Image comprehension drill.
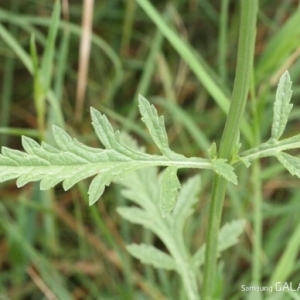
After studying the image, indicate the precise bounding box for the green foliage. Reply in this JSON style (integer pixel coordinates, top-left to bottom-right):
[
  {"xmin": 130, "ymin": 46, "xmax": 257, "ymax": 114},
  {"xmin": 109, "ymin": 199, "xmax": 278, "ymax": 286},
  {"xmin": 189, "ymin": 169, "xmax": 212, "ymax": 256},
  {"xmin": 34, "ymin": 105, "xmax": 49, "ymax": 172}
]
[
  {"xmin": 2, "ymin": 71, "xmax": 300, "ymax": 298},
  {"xmin": 276, "ymin": 152, "xmax": 300, "ymax": 177},
  {"xmin": 0, "ymin": 96, "xmax": 236, "ymax": 207},
  {"xmin": 241, "ymin": 72, "xmax": 300, "ymax": 182},
  {"xmin": 1, "ymin": 62, "xmax": 300, "ymax": 299},
  {"xmin": 2, "ymin": 1, "xmax": 300, "ymax": 299},
  {"xmin": 159, "ymin": 166, "xmax": 181, "ymax": 217},
  {"xmin": 192, "ymin": 219, "xmax": 246, "ymax": 267},
  {"xmin": 271, "ymin": 71, "xmax": 293, "ymax": 140},
  {"xmin": 117, "ymin": 167, "xmax": 202, "ymax": 295},
  {"xmin": 117, "ymin": 164, "xmax": 243, "ymax": 299},
  {"xmin": 126, "ymin": 244, "xmax": 177, "ymax": 270},
  {"xmin": 139, "ymin": 95, "xmax": 173, "ymax": 157}
]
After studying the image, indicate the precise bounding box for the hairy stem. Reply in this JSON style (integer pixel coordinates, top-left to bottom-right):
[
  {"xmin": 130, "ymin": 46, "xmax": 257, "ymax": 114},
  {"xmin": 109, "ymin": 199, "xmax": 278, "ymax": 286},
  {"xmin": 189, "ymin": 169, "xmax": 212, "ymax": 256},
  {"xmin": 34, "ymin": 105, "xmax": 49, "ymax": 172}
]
[
  {"xmin": 240, "ymin": 136, "xmax": 300, "ymax": 162},
  {"xmin": 201, "ymin": 1, "xmax": 258, "ymax": 299}
]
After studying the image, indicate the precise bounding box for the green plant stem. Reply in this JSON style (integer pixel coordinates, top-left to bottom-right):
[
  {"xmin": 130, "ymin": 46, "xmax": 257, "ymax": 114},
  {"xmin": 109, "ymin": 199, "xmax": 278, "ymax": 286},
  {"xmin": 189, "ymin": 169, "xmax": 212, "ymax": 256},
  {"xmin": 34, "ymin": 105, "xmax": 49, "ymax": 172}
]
[
  {"xmin": 218, "ymin": 0, "xmax": 229, "ymax": 84},
  {"xmin": 136, "ymin": 0, "xmax": 255, "ymax": 146},
  {"xmin": 201, "ymin": 1, "xmax": 258, "ymax": 299},
  {"xmin": 239, "ymin": 134, "xmax": 300, "ymax": 163}
]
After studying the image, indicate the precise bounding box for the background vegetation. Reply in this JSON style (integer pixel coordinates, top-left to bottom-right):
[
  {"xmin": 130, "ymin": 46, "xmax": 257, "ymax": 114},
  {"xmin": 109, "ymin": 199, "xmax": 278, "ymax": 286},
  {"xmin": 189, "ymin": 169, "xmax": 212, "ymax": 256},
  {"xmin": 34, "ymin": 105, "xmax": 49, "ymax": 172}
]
[{"xmin": 1, "ymin": 0, "xmax": 300, "ymax": 299}]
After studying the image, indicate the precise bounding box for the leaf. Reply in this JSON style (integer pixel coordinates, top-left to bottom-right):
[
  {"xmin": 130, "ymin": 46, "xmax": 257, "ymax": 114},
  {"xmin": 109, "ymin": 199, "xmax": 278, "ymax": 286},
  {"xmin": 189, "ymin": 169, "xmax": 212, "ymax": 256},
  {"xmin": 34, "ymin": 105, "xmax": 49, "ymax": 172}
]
[
  {"xmin": 117, "ymin": 169, "xmax": 161, "ymax": 214},
  {"xmin": 276, "ymin": 152, "xmax": 300, "ymax": 178},
  {"xmin": 171, "ymin": 174, "xmax": 201, "ymax": 232},
  {"xmin": 0, "ymin": 104, "xmax": 235, "ymax": 205},
  {"xmin": 138, "ymin": 95, "xmax": 171, "ymax": 157},
  {"xmin": 271, "ymin": 71, "xmax": 293, "ymax": 140},
  {"xmin": 116, "ymin": 171, "xmax": 171, "ymax": 243},
  {"xmin": 160, "ymin": 166, "xmax": 181, "ymax": 217},
  {"xmin": 211, "ymin": 159, "xmax": 237, "ymax": 184},
  {"xmin": 218, "ymin": 219, "xmax": 246, "ymax": 252},
  {"xmin": 238, "ymin": 157, "xmax": 251, "ymax": 168},
  {"xmin": 91, "ymin": 107, "xmax": 131, "ymax": 155},
  {"xmin": 208, "ymin": 142, "xmax": 217, "ymax": 159},
  {"xmin": 231, "ymin": 132, "xmax": 251, "ymax": 167},
  {"xmin": 126, "ymin": 243, "xmax": 177, "ymax": 270},
  {"xmin": 116, "ymin": 206, "xmax": 157, "ymax": 231},
  {"xmin": 192, "ymin": 219, "xmax": 246, "ymax": 267},
  {"xmin": 88, "ymin": 173, "xmax": 115, "ymax": 205}
]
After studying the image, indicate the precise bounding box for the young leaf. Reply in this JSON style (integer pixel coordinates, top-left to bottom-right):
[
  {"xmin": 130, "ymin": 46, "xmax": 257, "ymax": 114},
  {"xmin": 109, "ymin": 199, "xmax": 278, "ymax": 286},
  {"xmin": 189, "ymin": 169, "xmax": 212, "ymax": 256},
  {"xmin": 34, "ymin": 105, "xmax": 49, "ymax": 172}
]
[
  {"xmin": 271, "ymin": 71, "xmax": 293, "ymax": 140},
  {"xmin": 160, "ymin": 166, "xmax": 181, "ymax": 217},
  {"xmin": 211, "ymin": 159, "xmax": 237, "ymax": 184},
  {"xmin": 276, "ymin": 152, "xmax": 300, "ymax": 178},
  {"xmin": 138, "ymin": 95, "xmax": 172, "ymax": 157},
  {"xmin": 126, "ymin": 244, "xmax": 177, "ymax": 271},
  {"xmin": 208, "ymin": 142, "xmax": 218, "ymax": 159},
  {"xmin": 230, "ymin": 131, "xmax": 251, "ymax": 167},
  {"xmin": 192, "ymin": 219, "xmax": 246, "ymax": 267}
]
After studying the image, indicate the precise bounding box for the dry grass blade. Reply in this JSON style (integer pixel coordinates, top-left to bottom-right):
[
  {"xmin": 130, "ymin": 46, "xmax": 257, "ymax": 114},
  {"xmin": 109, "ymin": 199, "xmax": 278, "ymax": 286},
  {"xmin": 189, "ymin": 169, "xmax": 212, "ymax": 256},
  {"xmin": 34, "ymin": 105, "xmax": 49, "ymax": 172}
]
[
  {"xmin": 61, "ymin": 0, "xmax": 69, "ymax": 22},
  {"xmin": 27, "ymin": 266, "xmax": 58, "ymax": 300},
  {"xmin": 75, "ymin": 0, "xmax": 94, "ymax": 122}
]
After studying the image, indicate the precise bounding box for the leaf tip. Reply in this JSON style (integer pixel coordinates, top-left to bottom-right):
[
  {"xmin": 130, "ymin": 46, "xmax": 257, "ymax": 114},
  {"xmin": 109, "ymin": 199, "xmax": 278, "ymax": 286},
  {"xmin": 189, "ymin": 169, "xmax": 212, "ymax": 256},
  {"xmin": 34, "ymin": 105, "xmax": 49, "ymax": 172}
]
[
  {"xmin": 281, "ymin": 70, "xmax": 290, "ymax": 81},
  {"xmin": 138, "ymin": 94, "xmax": 147, "ymax": 104},
  {"xmin": 90, "ymin": 106, "xmax": 97, "ymax": 114},
  {"xmin": 208, "ymin": 142, "xmax": 218, "ymax": 159},
  {"xmin": 52, "ymin": 124, "xmax": 61, "ymax": 135}
]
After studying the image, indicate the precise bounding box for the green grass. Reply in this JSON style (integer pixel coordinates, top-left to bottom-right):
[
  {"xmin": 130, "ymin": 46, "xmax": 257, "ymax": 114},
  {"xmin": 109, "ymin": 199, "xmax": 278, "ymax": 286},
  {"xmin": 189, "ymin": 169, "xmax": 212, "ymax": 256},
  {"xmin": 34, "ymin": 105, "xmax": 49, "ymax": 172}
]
[{"xmin": 1, "ymin": 0, "xmax": 300, "ymax": 299}]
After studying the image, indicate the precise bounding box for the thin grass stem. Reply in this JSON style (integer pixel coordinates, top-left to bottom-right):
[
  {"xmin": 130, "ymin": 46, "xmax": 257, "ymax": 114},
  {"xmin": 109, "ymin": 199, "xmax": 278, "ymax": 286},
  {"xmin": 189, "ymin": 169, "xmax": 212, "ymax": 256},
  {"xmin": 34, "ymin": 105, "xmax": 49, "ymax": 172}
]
[{"xmin": 201, "ymin": 1, "xmax": 258, "ymax": 298}]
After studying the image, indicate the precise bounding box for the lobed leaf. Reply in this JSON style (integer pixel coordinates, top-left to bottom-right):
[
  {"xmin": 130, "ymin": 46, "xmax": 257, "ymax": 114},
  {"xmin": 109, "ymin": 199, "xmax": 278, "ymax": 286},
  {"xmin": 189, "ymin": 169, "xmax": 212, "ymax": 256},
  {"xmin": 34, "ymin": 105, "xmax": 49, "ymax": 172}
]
[
  {"xmin": 126, "ymin": 244, "xmax": 177, "ymax": 270},
  {"xmin": 0, "ymin": 129, "xmax": 149, "ymax": 204},
  {"xmin": 271, "ymin": 71, "xmax": 293, "ymax": 140},
  {"xmin": 0, "ymin": 97, "xmax": 237, "ymax": 204}
]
